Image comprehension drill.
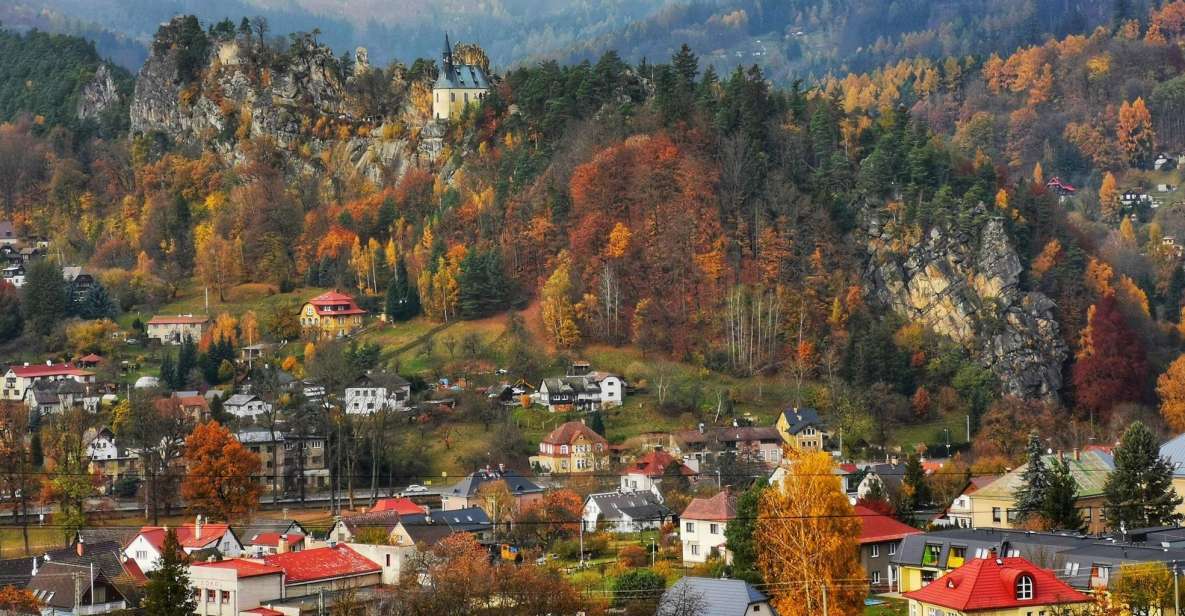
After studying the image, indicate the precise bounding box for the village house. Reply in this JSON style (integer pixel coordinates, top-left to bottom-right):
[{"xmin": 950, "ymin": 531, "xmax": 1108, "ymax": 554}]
[
  {"xmin": 329, "ymin": 510, "xmax": 403, "ymax": 544},
  {"xmin": 23, "ymin": 378, "xmax": 93, "ymax": 415},
  {"xmin": 619, "ymin": 449, "xmax": 696, "ymax": 496},
  {"xmin": 583, "ymin": 490, "xmax": 674, "ymax": 532},
  {"xmin": 125, "ymin": 517, "xmax": 242, "ymax": 573},
  {"xmin": 966, "ymin": 449, "xmax": 1113, "ymax": 534},
  {"xmin": 937, "ymin": 475, "xmax": 1002, "ymax": 529},
  {"xmin": 235, "ymin": 428, "xmax": 329, "ymax": 493},
  {"xmin": 669, "ymin": 425, "xmax": 783, "ymax": 472},
  {"xmin": 1160, "ymin": 433, "xmax": 1185, "ymax": 519},
  {"xmin": 172, "ymin": 390, "xmax": 210, "ymax": 423},
  {"xmin": 12, "ymin": 541, "xmax": 140, "ymax": 616},
  {"xmin": 903, "ymin": 556, "xmax": 1091, "ymax": 616},
  {"xmin": 529, "ymin": 420, "xmax": 608, "ymax": 474},
  {"xmin": 343, "ymin": 373, "xmax": 411, "ymax": 414},
  {"xmin": 774, "ymin": 407, "xmax": 831, "ymax": 451},
  {"xmin": 263, "ymin": 544, "xmax": 382, "ymax": 596},
  {"xmin": 680, "ymin": 488, "xmax": 736, "ymax": 565},
  {"xmin": 855, "ymin": 504, "xmax": 922, "ymax": 592},
  {"xmin": 534, "ymin": 360, "xmax": 625, "ymax": 413},
  {"xmin": 440, "ymin": 467, "xmax": 544, "ymax": 512},
  {"xmin": 189, "ymin": 559, "xmax": 285, "ymax": 616},
  {"xmin": 86, "ymin": 427, "xmax": 140, "ymax": 493},
  {"xmin": 145, "ymin": 314, "xmax": 210, "ymax": 345},
  {"xmin": 242, "ymin": 532, "xmax": 305, "ymax": 557},
  {"xmin": 1, "ymin": 362, "xmax": 94, "ymax": 401},
  {"xmin": 61, "ymin": 266, "xmax": 94, "ymax": 303},
  {"xmin": 369, "ymin": 497, "xmax": 428, "ymax": 515},
  {"xmin": 299, "ymin": 291, "xmax": 366, "ymax": 340},
  {"xmin": 432, "ymin": 34, "xmax": 490, "ymax": 121},
  {"xmin": 1, "ymin": 263, "xmax": 24, "ymax": 287},
  {"xmin": 224, "ymin": 393, "xmax": 272, "ymax": 419},
  {"xmin": 391, "ymin": 507, "xmax": 493, "ymax": 547},
  {"xmin": 658, "ymin": 577, "xmax": 776, "ymax": 616}
]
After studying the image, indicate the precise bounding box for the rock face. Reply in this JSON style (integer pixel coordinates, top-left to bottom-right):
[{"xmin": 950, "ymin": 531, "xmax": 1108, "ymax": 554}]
[
  {"xmin": 864, "ymin": 209, "xmax": 1067, "ymax": 399},
  {"xmin": 130, "ymin": 18, "xmax": 429, "ymax": 182},
  {"xmin": 77, "ymin": 64, "xmax": 121, "ymax": 121}
]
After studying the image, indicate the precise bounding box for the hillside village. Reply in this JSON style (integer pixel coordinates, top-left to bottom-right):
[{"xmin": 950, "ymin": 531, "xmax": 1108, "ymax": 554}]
[{"xmin": 11, "ymin": 2, "xmax": 1185, "ymax": 616}]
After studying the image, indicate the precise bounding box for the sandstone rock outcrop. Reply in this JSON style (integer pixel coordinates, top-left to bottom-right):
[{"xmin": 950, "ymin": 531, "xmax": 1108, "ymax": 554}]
[
  {"xmin": 864, "ymin": 208, "xmax": 1067, "ymax": 399},
  {"xmin": 77, "ymin": 64, "xmax": 121, "ymax": 121}
]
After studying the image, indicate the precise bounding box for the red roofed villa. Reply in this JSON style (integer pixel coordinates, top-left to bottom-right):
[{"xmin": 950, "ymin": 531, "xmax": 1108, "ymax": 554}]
[
  {"xmin": 530, "ymin": 420, "xmax": 609, "ymax": 474},
  {"xmin": 2, "ymin": 362, "xmax": 94, "ymax": 400},
  {"xmin": 680, "ymin": 488, "xmax": 737, "ymax": 564},
  {"xmin": 243, "ymin": 532, "xmax": 305, "ymax": 556},
  {"xmin": 369, "ymin": 497, "xmax": 429, "ymax": 516},
  {"xmin": 620, "ymin": 449, "xmax": 696, "ymax": 494},
  {"xmin": 189, "ymin": 558, "xmax": 285, "ymax": 616},
  {"xmin": 125, "ymin": 516, "xmax": 242, "ymax": 574},
  {"xmin": 855, "ymin": 504, "xmax": 922, "ymax": 592},
  {"xmin": 903, "ymin": 556, "xmax": 1091, "ymax": 615},
  {"xmin": 300, "ymin": 291, "xmax": 366, "ymax": 339}
]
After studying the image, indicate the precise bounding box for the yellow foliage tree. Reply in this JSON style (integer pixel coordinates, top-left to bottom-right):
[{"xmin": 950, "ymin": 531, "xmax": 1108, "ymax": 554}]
[
  {"xmin": 1031, "ymin": 239, "xmax": 1062, "ymax": 279},
  {"xmin": 208, "ymin": 313, "xmax": 238, "ymax": 348},
  {"xmin": 1157, "ymin": 354, "xmax": 1185, "ymax": 432},
  {"xmin": 1084, "ymin": 257, "xmax": 1115, "ymax": 297},
  {"xmin": 756, "ymin": 451, "xmax": 865, "ymax": 616},
  {"xmin": 1119, "ymin": 217, "xmax": 1137, "ymax": 245},
  {"xmin": 1032, "ymin": 161, "xmax": 1044, "ymax": 186},
  {"xmin": 240, "ymin": 311, "xmax": 259, "ymax": 346},
  {"xmin": 1118, "ymin": 98, "xmax": 1155, "ymax": 168},
  {"xmin": 605, "ymin": 222, "xmax": 632, "ymax": 259},
  {"xmin": 1099, "ymin": 172, "xmax": 1119, "ymax": 221},
  {"xmin": 541, "ymin": 251, "xmax": 581, "ymax": 349}
]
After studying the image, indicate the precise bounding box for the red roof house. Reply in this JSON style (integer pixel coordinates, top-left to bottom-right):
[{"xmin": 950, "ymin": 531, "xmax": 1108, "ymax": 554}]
[
  {"xmin": 125, "ymin": 519, "xmax": 241, "ymax": 574},
  {"xmin": 263, "ymin": 545, "xmax": 381, "ymax": 589},
  {"xmin": 904, "ymin": 557, "xmax": 1091, "ymax": 613},
  {"xmin": 682, "ymin": 489, "xmax": 737, "ymax": 522},
  {"xmin": 623, "ymin": 450, "xmax": 695, "ymax": 479},
  {"xmin": 855, "ymin": 505, "xmax": 922, "ymax": 544},
  {"xmin": 191, "ymin": 558, "xmax": 285, "ymax": 579},
  {"xmin": 244, "ymin": 532, "xmax": 305, "ymax": 552},
  {"xmin": 5, "ymin": 363, "xmax": 93, "ymax": 379},
  {"xmin": 369, "ymin": 497, "xmax": 428, "ymax": 516},
  {"xmin": 306, "ymin": 291, "xmax": 367, "ymax": 316},
  {"xmin": 300, "ymin": 291, "xmax": 366, "ymax": 339}
]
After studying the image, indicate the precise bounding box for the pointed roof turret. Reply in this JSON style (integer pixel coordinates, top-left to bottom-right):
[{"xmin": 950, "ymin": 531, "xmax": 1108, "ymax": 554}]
[{"xmin": 442, "ymin": 33, "xmax": 454, "ymax": 70}]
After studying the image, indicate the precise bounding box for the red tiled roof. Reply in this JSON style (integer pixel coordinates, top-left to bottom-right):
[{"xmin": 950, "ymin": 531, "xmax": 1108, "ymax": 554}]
[
  {"xmin": 263, "ymin": 545, "xmax": 379, "ymax": 584},
  {"xmin": 175, "ymin": 395, "xmax": 209, "ymax": 409},
  {"xmin": 147, "ymin": 315, "xmax": 210, "ymax": 325},
  {"xmin": 78, "ymin": 354, "xmax": 103, "ymax": 363},
  {"xmin": 369, "ymin": 497, "xmax": 428, "ymax": 516},
  {"xmin": 192, "ymin": 558, "xmax": 284, "ymax": 578},
  {"xmin": 122, "ymin": 558, "xmax": 147, "ymax": 584},
  {"xmin": 306, "ymin": 291, "xmax": 367, "ymax": 316},
  {"xmin": 682, "ymin": 490, "xmax": 737, "ymax": 521},
  {"xmin": 623, "ymin": 450, "xmax": 694, "ymax": 478},
  {"xmin": 245, "ymin": 608, "xmax": 285, "ymax": 616},
  {"xmin": 137, "ymin": 524, "xmax": 231, "ymax": 551},
  {"xmin": 903, "ymin": 557, "xmax": 1090, "ymax": 611},
  {"xmin": 246, "ymin": 532, "xmax": 304, "ymax": 548},
  {"xmin": 854, "ymin": 505, "xmax": 922, "ymax": 544},
  {"xmin": 7, "ymin": 364, "xmax": 92, "ymax": 378},
  {"xmin": 541, "ymin": 421, "xmax": 608, "ymax": 447}
]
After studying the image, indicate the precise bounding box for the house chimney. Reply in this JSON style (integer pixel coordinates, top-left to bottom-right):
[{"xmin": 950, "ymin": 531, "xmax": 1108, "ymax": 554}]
[
  {"xmin": 30, "ymin": 557, "xmax": 37, "ymax": 576},
  {"xmin": 194, "ymin": 515, "xmax": 202, "ymax": 539},
  {"xmin": 277, "ymin": 535, "xmax": 289, "ymax": 555},
  {"xmin": 76, "ymin": 539, "xmax": 85, "ymax": 557},
  {"xmin": 45, "ymin": 360, "xmax": 52, "ymax": 366}
]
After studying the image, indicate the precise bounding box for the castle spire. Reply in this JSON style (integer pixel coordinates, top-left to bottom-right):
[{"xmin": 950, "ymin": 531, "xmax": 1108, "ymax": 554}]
[{"xmin": 442, "ymin": 33, "xmax": 453, "ymax": 70}]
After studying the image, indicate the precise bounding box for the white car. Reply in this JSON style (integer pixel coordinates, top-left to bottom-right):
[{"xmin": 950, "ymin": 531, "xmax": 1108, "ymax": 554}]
[{"xmin": 403, "ymin": 484, "xmax": 428, "ymax": 494}]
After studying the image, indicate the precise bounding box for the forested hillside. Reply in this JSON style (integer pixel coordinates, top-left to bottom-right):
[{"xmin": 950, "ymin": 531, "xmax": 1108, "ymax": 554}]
[{"xmin": 7, "ymin": 1, "xmax": 1185, "ymax": 463}]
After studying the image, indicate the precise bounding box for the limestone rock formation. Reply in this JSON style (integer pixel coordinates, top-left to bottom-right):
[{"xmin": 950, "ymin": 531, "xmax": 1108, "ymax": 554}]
[
  {"xmin": 77, "ymin": 64, "xmax": 121, "ymax": 121},
  {"xmin": 864, "ymin": 208, "xmax": 1067, "ymax": 399},
  {"xmin": 130, "ymin": 17, "xmax": 431, "ymax": 182}
]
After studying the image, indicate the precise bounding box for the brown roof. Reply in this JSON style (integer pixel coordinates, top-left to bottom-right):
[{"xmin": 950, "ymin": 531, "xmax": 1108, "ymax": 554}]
[
  {"xmin": 541, "ymin": 421, "xmax": 608, "ymax": 447},
  {"xmin": 624, "ymin": 450, "xmax": 695, "ymax": 478},
  {"xmin": 148, "ymin": 315, "xmax": 209, "ymax": 325},
  {"xmin": 674, "ymin": 426, "xmax": 781, "ymax": 445},
  {"xmin": 681, "ymin": 490, "xmax": 737, "ymax": 521}
]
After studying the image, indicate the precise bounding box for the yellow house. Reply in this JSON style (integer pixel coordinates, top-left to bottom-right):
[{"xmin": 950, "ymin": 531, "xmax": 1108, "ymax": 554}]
[
  {"xmin": 432, "ymin": 35, "xmax": 490, "ymax": 121},
  {"xmin": 1159, "ymin": 433, "xmax": 1185, "ymax": 519},
  {"xmin": 299, "ymin": 291, "xmax": 366, "ymax": 339},
  {"xmin": 904, "ymin": 556, "xmax": 1091, "ymax": 616},
  {"xmin": 775, "ymin": 407, "xmax": 831, "ymax": 451},
  {"xmin": 967, "ymin": 449, "xmax": 1113, "ymax": 534},
  {"xmin": 529, "ymin": 421, "xmax": 608, "ymax": 473}
]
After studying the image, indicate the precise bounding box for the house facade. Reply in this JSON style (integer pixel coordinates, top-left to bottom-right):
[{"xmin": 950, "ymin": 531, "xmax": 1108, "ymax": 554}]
[
  {"xmin": 529, "ymin": 420, "xmax": 608, "ymax": 473},
  {"xmin": 224, "ymin": 394, "xmax": 272, "ymax": 419},
  {"xmin": 775, "ymin": 407, "xmax": 831, "ymax": 451},
  {"xmin": 126, "ymin": 518, "xmax": 242, "ymax": 573},
  {"xmin": 146, "ymin": 314, "xmax": 210, "ymax": 345},
  {"xmin": 583, "ymin": 490, "xmax": 674, "ymax": 532},
  {"xmin": 669, "ymin": 426, "xmax": 783, "ymax": 472},
  {"xmin": 855, "ymin": 505, "xmax": 921, "ymax": 592},
  {"xmin": 619, "ymin": 449, "xmax": 696, "ymax": 495},
  {"xmin": 236, "ymin": 429, "xmax": 329, "ymax": 493},
  {"xmin": 967, "ymin": 449, "xmax": 1113, "ymax": 534},
  {"xmin": 440, "ymin": 467, "xmax": 544, "ymax": 512},
  {"xmin": 299, "ymin": 291, "xmax": 366, "ymax": 340},
  {"xmin": 189, "ymin": 559, "xmax": 285, "ymax": 616},
  {"xmin": 432, "ymin": 35, "xmax": 490, "ymax": 121},
  {"xmin": 680, "ymin": 489, "xmax": 736, "ymax": 564},
  {"xmin": 1, "ymin": 363, "xmax": 94, "ymax": 401},
  {"xmin": 536, "ymin": 374, "xmax": 625, "ymax": 412},
  {"xmin": 344, "ymin": 373, "xmax": 411, "ymax": 414},
  {"xmin": 904, "ymin": 556, "xmax": 1090, "ymax": 616}
]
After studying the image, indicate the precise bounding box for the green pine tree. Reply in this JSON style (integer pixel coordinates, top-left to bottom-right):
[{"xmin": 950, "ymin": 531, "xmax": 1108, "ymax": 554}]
[
  {"xmin": 902, "ymin": 454, "xmax": 931, "ymax": 512},
  {"xmin": 384, "ymin": 257, "xmax": 419, "ymax": 321},
  {"xmin": 724, "ymin": 478, "xmax": 766, "ymax": 583},
  {"xmin": 142, "ymin": 530, "xmax": 197, "ymax": 616},
  {"xmin": 21, "ymin": 259, "xmax": 68, "ymax": 336},
  {"xmin": 1103, "ymin": 421, "xmax": 1183, "ymax": 529},
  {"xmin": 1016, "ymin": 431, "xmax": 1050, "ymax": 517},
  {"xmin": 158, "ymin": 352, "xmax": 176, "ymax": 389},
  {"xmin": 78, "ymin": 281, "xmax": 118, "ymax": 320},
  {"xmin": 588, "ymin": 410, "xmax": 605, "ymax": 436},
  {"xmin": 1041, "ymin": 457, "xmax": 1084, "ymax": 533}
]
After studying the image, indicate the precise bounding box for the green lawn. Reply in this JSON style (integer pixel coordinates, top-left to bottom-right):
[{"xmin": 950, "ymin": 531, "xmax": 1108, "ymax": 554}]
[{"xmin": 865, "ymin": 597, "xmax": 907, "ymax": 615}]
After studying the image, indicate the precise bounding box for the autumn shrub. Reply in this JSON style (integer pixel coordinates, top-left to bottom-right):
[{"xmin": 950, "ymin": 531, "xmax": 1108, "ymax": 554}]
[{"xmin": 616, "ymin": 544, "xmax": 647, "ymax": 568}]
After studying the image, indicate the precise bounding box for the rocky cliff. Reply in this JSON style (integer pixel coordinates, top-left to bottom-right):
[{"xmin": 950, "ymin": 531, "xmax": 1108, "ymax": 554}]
[
  {"xmin": 130, "ymin": 18, "xmax": 435, "ymax": 182},
  {"xmin": 864, "ymin": 209, "xmax": 1067, "ymax": 399},
  {"xmin": 77, "ymin": 64, "xmax": 122, "ymax": 122}
]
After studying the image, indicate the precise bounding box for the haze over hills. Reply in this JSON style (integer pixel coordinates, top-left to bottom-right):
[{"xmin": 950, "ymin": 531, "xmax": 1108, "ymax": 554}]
[{"xmin": 2, "ymin": 0, "xmax": 1156, "ymax": 84}]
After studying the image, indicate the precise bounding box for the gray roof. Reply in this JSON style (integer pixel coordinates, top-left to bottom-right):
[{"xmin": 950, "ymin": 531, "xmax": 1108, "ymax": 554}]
[
  {"xmin": 399, "ymin": 507, "xmax": 492, "ymax": 546},
  {"xmin": 225, "ymin": 393, "xmax": 261, "ymax": 406},
  {"xmin": 239, "ymin": 519, "xmax": 307, "ymax": 540},
  {"xmin": 661, "ymin": 577, "xmax": 773, "ymax": 616},
  {"xmin": 447, "ymin": 469, "xmax": 543, "ymax": 498},
  {"xmin": 434, "ymin": 62, "xmax": 490, "ymax": 90},
  {"xmin": 1161, "ymin": 433, "xmax": 1185, "ymax": 477},
  {"xmin": 236, "ymin": 429, "xmax": 281, "ymax": 444},
  {"xmin": 586, "ymin": 490, "xmax": 673, "ymax": 522},
  {"xmin": 542, "ymin": 376, "xmax": 601, "ymax": 395},
  {"xmin": 780, "ymin": 407, "xmax": 826, "ymax": 434}
]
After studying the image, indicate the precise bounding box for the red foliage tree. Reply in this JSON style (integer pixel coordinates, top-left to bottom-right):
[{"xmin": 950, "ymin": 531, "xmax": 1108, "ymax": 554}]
[{"xmin": 1071, "ymin": 295, "xmax": 1148, "ymax": 423}]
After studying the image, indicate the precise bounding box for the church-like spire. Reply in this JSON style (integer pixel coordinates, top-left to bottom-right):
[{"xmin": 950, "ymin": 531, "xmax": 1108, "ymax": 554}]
[{"xmin": 442, "ymin": 33, "xmax": 453, "ymax": 70}]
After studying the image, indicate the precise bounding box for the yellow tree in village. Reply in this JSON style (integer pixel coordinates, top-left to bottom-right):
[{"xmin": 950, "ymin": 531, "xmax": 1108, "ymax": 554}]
[
  {"xmin": 1157, "ymin": 354, "xmax": 1185, "ymax": 432},
  {"xmin": 541, "ymin": 251, "xmax": 581, "ymax": 348},
  {"xmin": 756, "ymin": 450, "xmax": 865, "ymax": 616}
]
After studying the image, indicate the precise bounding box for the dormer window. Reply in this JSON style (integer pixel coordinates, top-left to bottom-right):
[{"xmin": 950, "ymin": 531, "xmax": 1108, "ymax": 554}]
[{"xmin": 1016, "ymin": 574, "xmax": 1033, "ymax": 600}]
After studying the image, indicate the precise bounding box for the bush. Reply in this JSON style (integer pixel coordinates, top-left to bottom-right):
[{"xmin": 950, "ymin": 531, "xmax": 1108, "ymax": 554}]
[
  {"xmin": 112, "ymin": 477, "xmax": 139, "ymax": 499},
  {"xmin": 612, "ymin": 568, "xmax": 665, "ymax": 609},
  {"xmin": 617, "ymin": 544, "xmax": 647, "ymax": 568}
]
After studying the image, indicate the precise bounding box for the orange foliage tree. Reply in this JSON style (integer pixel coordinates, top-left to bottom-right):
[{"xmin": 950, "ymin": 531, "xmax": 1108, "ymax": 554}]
[
  {"xmin": 182, "ymin": 421, "xmax": 262, "ymax": 522},
  {"xmin": 0, "ymin": 586, "xmax": 39, "ymax": 615},
  {"xmin": 1117, "ymin": 98, "xmax": 1155, "ymax": 168},
  {"xmin": 1157, "ymin": 354, "xmax": 1185, "ymax": 432},
  {"xmin": 756, "ymin": 451, "xmax": 865, "ymax": 615}
]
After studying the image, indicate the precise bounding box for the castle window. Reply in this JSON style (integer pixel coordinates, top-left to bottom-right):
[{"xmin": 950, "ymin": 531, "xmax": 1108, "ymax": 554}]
[{"xmin": 450, "ymin": 93, "xmax": 456, "ymax": 102}]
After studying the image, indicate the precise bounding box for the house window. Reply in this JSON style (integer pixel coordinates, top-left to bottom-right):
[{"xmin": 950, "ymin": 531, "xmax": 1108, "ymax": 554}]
[
  {"xmin": 386, "ymin": 554, "xmax": 391, "ymax": 566},
  {"xmin": 450, "ymin": 93, "xmax": 456, "ymax": 102},
  {"xmin": 709, "ymin": 523, "xmax": 719, "ymax": 534},
  {"xmin": 1016, "ymin": 574, "xmax": 1033, "ymax": 600},
  {"xmin": 871, "ymin": 570, "xmax": 881, "ymax": 585},
  {"xmin": 690, "ymin": 544, "xmax": 699, "ymax": 556},
  {"xmin": 870, "ymin": 544, "xmax": 879, "ymax": 558},
  {"xmin": 221, "ymin": 591, "xmax": 230, "ymax": 604},
  {"xmin": 1064, "ymin": 562, "xmax": 1079, "ymax": 577},
  {"xmin": 685, "ymin": 522, "xmax": 694, "ymax": 533},
  {"xmin": 206, "ymin": 589, "xmax": 216, "ymax": 602},
  {"xmin": 921, "ymin": 544, "xmax": 941, "ymax": 566},
  {"xmin": 888, "ymin": 543, "xmax": 896, "ymax": 556},
  {"xmin": 992, "ymin": 507, "xmax": 1002, "ymax": 522}
]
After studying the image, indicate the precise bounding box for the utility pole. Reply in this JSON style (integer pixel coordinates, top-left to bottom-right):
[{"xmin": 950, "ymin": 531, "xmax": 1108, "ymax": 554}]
[
  {"xmin": 578, "ymin": 517, "xmax": 585, "ymax": 568},
  {"xmin": 966, "ymin": 414, "xmax": 971, "ymax": 442},
  {"xmin": 821, "ymin": 582, "xmax": 829, "ymax": 616},
  {"xmin": 1175, "ymin": 562, "xmax": 1180, "ymax": 616}
]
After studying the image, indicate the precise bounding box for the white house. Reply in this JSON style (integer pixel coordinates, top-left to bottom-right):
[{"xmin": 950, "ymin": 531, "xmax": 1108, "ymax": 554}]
[
  {"xmin": 223, "ymin": 393, "xmax": 271, "ymax": 419},
  {"xmin": 145, "ymin": 314, "xmax": 210, "ymax": 345},
  {"xmin": 536, "ymin": 374, "xmax": 625, "ymax": 412},
  {"xmin": 582, "ymin": 490, "xmax": 674, "ymax": 533},
  {"xmin": 344, "ymin": 373, "xmax": 411, "ymax": 414},
  {"xmin": 432, "ymin": 35, "xmax": 490, "ymax": 121},
  {"xmin": 1, "ymin": 362, "xmax": 94, "ymax": 401},
  {"xmin": 619, "ymin": 450, "xmax": 695, "ymax": 497},
  {"xmin": 1, "ymin": 264, "xmax": 24, "ymax": 287},
  {"xmin": 125, "ymin": 517, "xmax": 242, "ymax": 573},
  {"xmin": 679, "ymin": 489, "xmax": 736, "ymax": 564},
  {"xmin": 188, "ymin": 559, "xmax": 285, "ymax": 616}
]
